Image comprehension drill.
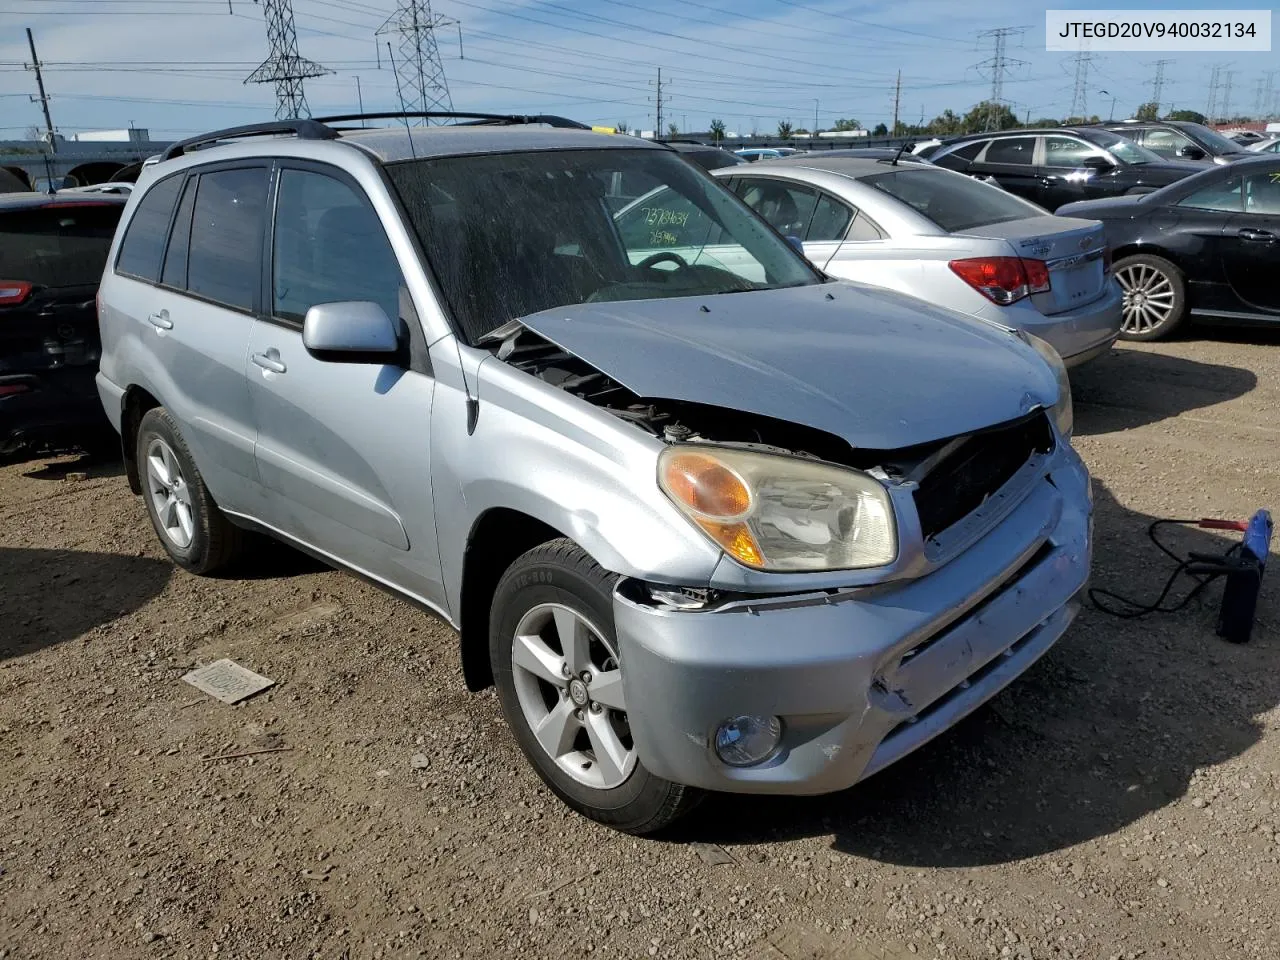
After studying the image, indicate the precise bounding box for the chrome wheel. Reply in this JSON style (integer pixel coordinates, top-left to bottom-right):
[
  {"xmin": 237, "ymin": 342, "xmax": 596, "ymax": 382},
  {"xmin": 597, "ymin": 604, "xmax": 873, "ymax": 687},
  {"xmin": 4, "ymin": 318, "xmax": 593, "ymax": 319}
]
[
  {"xmin": 145, "ymin": 437, "xmax": 195, "ymax": 549},
  {"xmin": 1116, "ymin": 262, "xmax": 1176, "ymax": 335},
  {"xmin": 510, "ymin": 602, "xmax": 636, "ymax": 789}
]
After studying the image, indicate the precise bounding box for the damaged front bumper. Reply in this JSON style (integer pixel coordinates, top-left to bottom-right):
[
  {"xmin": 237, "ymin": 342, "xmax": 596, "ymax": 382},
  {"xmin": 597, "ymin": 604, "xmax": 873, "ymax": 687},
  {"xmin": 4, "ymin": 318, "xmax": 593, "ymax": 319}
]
[{"xmin": 613, "ymin": 447, "xmax": 1092, "ymax": 795}]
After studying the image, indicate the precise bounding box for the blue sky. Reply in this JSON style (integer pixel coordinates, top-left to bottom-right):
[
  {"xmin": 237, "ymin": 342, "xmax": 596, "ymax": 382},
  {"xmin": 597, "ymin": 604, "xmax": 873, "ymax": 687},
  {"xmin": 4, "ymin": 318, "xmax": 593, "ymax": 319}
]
[{"xmin": 0, "ymin": 0, "xmax": 1274, "ymax": 140}]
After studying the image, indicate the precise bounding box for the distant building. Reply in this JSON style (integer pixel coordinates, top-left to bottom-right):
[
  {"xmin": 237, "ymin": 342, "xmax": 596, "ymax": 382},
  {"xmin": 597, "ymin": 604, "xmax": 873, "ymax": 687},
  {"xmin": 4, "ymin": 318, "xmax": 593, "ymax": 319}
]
[{"xmin": 69, "ymin": 129, "xmax": 152, "ymax": 144}]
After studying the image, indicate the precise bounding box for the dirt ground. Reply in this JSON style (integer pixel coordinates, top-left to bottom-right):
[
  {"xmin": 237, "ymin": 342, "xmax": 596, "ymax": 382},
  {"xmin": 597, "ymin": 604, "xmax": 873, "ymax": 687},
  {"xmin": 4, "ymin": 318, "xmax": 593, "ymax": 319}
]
[{"xmin": 3, "ymin": 332, "xmax": 1280, "ymax": 960}]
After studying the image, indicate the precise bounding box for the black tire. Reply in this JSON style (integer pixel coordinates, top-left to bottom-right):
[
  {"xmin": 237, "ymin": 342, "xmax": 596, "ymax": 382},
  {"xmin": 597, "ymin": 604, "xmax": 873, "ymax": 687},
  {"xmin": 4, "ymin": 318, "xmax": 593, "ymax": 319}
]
[
  {"xmin": 489, "ymin": 538, "xmax": 701, "ymax": 834},
  {"xmin": 135, "ymin": 407, "xmax": 243, "ymax": 574},
  {"xmin": 1113, "ymin": 253, "xmax": 1187, "ymax": 341}
]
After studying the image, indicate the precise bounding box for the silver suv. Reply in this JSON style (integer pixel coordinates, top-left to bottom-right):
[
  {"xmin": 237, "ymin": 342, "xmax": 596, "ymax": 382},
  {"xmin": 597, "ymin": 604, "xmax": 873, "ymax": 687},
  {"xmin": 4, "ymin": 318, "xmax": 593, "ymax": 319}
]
[{"xmin": 97, "ymin": 116, "xmax": 1093, "ymax": 834}]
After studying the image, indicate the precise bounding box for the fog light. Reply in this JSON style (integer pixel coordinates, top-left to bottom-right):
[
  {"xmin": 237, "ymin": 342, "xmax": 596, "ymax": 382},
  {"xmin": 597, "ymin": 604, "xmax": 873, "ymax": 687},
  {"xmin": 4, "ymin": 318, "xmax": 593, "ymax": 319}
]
[{"xmin": 714, "ymin": 715, "xmax": 782, "ymax": 767}]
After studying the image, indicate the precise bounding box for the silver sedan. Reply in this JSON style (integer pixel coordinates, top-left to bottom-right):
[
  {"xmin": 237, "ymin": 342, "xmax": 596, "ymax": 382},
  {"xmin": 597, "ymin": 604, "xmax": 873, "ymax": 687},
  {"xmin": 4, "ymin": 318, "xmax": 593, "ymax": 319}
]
[{"xmin": 713, "ymin": 156, "xmax": 1123, "ymax": 367}]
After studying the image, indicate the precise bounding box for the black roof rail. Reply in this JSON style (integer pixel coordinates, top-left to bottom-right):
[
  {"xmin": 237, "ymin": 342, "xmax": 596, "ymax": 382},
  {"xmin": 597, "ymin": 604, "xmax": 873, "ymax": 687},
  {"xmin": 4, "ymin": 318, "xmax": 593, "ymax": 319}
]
[
  {"xmin": 313, "ymin": 111, "xmax": 592, "ymax": 130},
  {"xmin": 160, "ymin": 119, "xmax": 338, "ymax": 161}
]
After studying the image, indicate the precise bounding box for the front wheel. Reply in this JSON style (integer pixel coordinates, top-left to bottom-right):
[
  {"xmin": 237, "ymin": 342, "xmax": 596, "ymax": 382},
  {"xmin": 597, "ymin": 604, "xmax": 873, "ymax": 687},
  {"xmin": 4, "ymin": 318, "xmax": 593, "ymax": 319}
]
[
  {"xmin": 1114, "ymin": 253, "xmax": 1187, "ymax": 341},
  {"xmin": 489, "ymin": 539, "xmax": 701, "ymax": 834}
]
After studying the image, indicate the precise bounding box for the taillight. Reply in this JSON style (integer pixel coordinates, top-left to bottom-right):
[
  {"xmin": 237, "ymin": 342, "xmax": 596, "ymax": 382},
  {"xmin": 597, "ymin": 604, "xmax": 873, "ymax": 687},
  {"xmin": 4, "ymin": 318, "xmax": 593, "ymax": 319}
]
[
  {"xmin": 1022, "ymin": 258, "xmax": 1051, "ymax": 294},
  {"xmin": 948, "ymin": 257, "xmax": 1051, "ymax": 305},
  {"xmin": 0, "ymin": 382, "xmax": 31, "ymax": 397},
  {"xmin": 0, "ymin": 281, "xmax": 32, "ymax": 305}
]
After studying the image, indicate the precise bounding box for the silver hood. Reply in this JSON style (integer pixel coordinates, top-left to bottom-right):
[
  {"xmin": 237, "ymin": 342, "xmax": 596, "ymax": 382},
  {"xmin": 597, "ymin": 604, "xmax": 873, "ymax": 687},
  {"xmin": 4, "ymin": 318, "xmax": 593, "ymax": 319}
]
[{"xmin": 517, "ymin": 281, "xmax": 1060, "ymax": 449}]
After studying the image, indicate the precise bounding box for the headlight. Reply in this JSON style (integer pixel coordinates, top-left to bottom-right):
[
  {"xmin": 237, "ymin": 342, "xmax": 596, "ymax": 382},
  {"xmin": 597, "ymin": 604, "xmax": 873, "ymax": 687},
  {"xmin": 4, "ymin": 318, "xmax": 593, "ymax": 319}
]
[
  {"xmin": 658, "ymin": 445, "xmax": 897, "ymax": 572},
  {"xmin": 1018, "ymin": 330, "xmax": 1073, "ymax": 440}
]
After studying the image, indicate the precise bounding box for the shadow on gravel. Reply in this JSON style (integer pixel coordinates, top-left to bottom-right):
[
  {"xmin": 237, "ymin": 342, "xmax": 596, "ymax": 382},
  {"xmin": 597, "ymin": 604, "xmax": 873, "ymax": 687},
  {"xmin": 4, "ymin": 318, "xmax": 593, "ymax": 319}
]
[
  {"xmin": 20, "ymin": 454, "xmax": 125, "ymax": 482},
  {"xmin": 676, "ymin": 483, "xmax": 1280, "ymax": 866},
  {"xmin": 1070, "ymin": 346, "xmax": 1256, "ymax": 437},
  {"xmin": 0, "ymin": 547, "xmax": 172, "ymax": 661},
  {"xmin": 231, "ymin": 536, "xmax": 330, "ymax": 581}
]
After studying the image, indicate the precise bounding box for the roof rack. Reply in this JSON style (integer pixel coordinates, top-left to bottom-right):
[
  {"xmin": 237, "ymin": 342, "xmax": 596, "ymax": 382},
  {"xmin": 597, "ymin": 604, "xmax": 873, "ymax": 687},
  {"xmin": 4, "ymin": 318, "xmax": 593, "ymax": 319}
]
[
  {"xmin": 160, "ymin": 119, "xmax": 338, "ymax": 161},
  {"xmin": 312, "ymin": 111, "xmax": 592, "ymax": 130},
  {"xmin": 157, "ymin": 112, "xmax": 597, "ymax": 164}
]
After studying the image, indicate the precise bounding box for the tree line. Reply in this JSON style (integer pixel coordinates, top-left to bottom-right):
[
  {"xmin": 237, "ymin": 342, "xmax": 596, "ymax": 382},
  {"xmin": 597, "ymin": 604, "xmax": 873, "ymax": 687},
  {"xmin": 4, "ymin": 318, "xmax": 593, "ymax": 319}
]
[{"xmin": 628, "ymin": 101, "xmax": 1254, "ymax": 142}]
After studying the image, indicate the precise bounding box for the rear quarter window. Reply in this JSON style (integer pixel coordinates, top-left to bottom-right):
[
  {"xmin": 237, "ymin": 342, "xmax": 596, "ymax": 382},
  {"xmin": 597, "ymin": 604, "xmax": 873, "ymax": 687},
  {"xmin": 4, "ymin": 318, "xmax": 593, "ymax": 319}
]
[
  {"xmin": 116, "ymin": 174, "xmax": 183, "ymax": 282},
  {"xmin": 0, "ymin": 203, "xmax": 123, "ymax": 289}
]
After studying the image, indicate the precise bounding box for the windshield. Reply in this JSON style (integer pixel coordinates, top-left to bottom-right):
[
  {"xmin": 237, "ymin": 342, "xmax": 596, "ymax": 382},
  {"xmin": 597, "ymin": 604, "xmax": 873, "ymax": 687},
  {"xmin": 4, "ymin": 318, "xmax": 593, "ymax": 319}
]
[
  {"xmin": 0, "ymin": 203, "xmax": 122, "ymax": 289},
  {"xmin": 386, "ymin": 148, "xmax": 820, "ymax": 344},
  {"xmin": 1088, "ymin": 129, "xmax": 1163, "ymax": 165},
  {"xmin": 1180, "ymin": 122, "xmax": 1247, "ymax": 154},
  {"xmin": 863, "ymin": 167, "xmax": 1045, "ymax": 232}
]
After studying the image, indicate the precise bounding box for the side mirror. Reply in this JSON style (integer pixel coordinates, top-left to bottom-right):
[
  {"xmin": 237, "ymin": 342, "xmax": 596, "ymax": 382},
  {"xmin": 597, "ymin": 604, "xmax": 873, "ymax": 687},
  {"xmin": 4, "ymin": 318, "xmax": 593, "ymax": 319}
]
[
  {"xmin": 1177, "ymin": 145, "xmax": 1206, "ymax": 160},
  {"xmin": 785, "ymin": 234, "xmax": 805, "ymax": 254},
  {"xmin": 302, "ymin": 301, "xmax": 401, "ymax": 363},
  {"xmin": 1081, "ymin": 155, "xmax": 1113, "ymax": 171}
]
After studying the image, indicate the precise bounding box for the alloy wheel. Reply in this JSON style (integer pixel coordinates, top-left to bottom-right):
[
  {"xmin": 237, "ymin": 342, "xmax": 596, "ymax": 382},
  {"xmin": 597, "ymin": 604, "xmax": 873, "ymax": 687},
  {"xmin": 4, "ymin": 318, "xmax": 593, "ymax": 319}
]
[
  {"xmin": 145, "ymin": 437, "xmax": 195, "ymax": 549},
  {"xmin": 510, "ymin": 602, "xmax": 636, "ymax": 789},
  {"xmin": 1115, "ymin": 262, "xmax": 1176, "ymax": 335}
]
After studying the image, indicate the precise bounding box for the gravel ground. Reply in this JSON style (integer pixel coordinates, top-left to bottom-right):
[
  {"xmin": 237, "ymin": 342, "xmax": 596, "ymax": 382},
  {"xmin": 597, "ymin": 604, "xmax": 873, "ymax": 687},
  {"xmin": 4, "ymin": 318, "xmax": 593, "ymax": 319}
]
[{"xmin": 2, "ymin": 333, "xmax": 1279, "ymax": 960}]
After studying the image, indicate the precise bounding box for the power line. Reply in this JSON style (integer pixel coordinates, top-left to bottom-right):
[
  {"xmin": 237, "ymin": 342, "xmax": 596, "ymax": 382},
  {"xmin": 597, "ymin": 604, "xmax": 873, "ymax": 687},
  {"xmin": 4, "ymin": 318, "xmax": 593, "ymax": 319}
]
[
  {"xmin": 245, "ymin": 0, "xmax": 332, "ymax": 118},
  {"xmin": 652, "ymin": 67, "xmax": 667, "ymax": 135},
  {"xmin": 375, "ymin": 0, "xmax": 458, "ymax": 124},
  {"xmin": 1206, "ymin": 64, "xmax": 1222, "ymax": 122},
  {"xmin": 1220, "ymin": 69, "xmax": 1235, "ymax": 121}
]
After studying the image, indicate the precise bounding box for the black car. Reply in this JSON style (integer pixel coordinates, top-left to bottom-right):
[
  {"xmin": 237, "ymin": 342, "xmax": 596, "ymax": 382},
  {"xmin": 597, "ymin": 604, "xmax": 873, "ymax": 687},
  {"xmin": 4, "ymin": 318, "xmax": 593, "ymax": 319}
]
[
  {"xmin": 661, "ymin": 140, "xmax": 744, "ymax": 172},
  {"xmin": 1057, "ymin": 156, "xmax": 1280, "ymax": 340},
  {"xmin": 930, "ymin": 127, "xmax": 1204, "ymax": 210},
  {"xmin": 1094, "ymin": 120, "xmax": 1252, "ymax": 165},
  {"xmin": 0, "ymin": 192, "xmax": 126, "ymax": 458}
]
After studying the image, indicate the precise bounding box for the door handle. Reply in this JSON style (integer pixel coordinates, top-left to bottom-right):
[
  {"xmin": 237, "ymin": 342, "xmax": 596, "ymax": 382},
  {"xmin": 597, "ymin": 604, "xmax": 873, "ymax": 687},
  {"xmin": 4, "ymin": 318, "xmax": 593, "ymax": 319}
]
[
  {"xmin": 251, "ymin": 351, "xmax": 287, "ymax": 374},
  {"xmin": 146, "ymin": 310, "xmax": 172, "ymax": 330},
  {"xmin": 1237, "ymin": 227, "xmax": 1276, "ymax": 242}
]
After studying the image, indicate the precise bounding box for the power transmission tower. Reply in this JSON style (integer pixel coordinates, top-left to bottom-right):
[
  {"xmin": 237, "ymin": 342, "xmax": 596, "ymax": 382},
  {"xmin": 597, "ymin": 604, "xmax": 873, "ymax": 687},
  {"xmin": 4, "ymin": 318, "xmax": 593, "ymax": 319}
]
[
  {"xmin": 1254, "ymin": 72, "xmax": 1276, "ymax": 118},
  {"xmin": 975, "ymin": 27, "xmax": 1027, "ymax": 131},
  {"xmin": 24, "ymin": 28, "xmax": 56, "ymax": 153},
  {"xmin": 891, "ymin": 69, "xmax": 902, "ymax": 135},
  {"xmin": 376, "ymin": 0, "xmax": 458, "ymax": 124},
  {"xmin": 245, "ymin": 0, "xmax": 331, "ymax": 119},
  {"xmin": 1206, "ymin": 64, "xmax": 1222, "ymax": 122},
  {"xmin": 1069, "ymin": 50, "xmax": 1094, "ymax": 120},
  {"xmin": 1147, "ymin": 59, "xmax": 1173, "ymax": 113},
  {"xmin": 1220, "ymin": 69, "xmax": 1235, "ymax": 121}
]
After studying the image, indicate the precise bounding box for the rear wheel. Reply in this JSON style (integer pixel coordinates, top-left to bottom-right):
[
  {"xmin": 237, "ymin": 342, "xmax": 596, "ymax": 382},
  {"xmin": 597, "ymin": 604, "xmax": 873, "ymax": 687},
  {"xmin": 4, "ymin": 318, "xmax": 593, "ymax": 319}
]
[
  {"xmin": 136, "ymin": 407, "xmax": 243, "ymax": 574},
  {"xmin": 489, "ymin": 539, "xmax": 701, "ymax": 834},
  {"xmin": 1114, "ymin": 254, "xmax": 1187, "ymax": 341}
]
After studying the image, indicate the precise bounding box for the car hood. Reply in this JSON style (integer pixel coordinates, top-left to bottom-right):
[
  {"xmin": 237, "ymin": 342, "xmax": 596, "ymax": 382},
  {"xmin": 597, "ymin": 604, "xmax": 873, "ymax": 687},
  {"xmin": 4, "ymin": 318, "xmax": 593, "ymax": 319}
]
[
  {"xmin": 516, "ymin": 281, "xmax": 1059, "ymax": 450},
  {"xmin": 1055, "ymin": 195, "xmax": 1149, "ymax": 219}
]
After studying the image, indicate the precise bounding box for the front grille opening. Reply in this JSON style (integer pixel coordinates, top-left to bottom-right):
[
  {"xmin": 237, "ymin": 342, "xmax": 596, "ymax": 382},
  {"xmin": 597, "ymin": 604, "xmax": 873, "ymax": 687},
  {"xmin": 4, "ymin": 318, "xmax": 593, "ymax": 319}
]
[{"xmin": 912, "ymin": 412, "xmax": 1053, "ymax": 541}]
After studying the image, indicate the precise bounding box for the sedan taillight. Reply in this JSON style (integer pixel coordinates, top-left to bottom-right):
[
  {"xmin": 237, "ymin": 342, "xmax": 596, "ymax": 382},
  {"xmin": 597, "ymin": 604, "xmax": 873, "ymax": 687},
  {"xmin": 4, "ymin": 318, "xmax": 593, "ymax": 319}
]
[
  {"xmin": 948, "ymin": 257, "xmax": 1051, "ymax": 305},
  {"xmin": 0, "ymin": 281, "xmax": 32, "ymax": 305}
]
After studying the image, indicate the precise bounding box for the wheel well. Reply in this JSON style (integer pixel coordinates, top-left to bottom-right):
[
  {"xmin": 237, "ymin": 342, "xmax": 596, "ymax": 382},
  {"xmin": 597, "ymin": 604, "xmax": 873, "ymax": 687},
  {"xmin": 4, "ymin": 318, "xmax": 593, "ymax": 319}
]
[
  {"xmin": 458, "ymin": 509, "xmax": 564, "ymax": 692},
  {"xmin": 1112, "ymin": 244, "xmax": 1182, "ymax": 274},
  {"xmin": 121, "ymin": 386, "xmax": 161, "ymax": 494}
]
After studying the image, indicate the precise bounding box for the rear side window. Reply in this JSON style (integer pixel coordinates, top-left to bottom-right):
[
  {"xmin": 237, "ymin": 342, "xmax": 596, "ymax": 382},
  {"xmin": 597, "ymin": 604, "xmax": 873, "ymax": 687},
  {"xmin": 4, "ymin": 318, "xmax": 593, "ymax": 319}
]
[
  {"xmin": 272, "ymin": 168, "xmax": 403, "ymax": 324},
  {"xmin": 736, "ymin": 179, "xmax": 819, "ymax": 238},
  {"xmin": 0, "ymin": 203, "xmax": 122, "ymax": 289},
  {"xmin": 864, "ymin": 168, "xmax": 1042, "ymax": 233},
  {"xmin": 116, "ymin": 174, "xmax": 183, "ymax": 281},
  {"xmin": 186, "ymin": 167, "xmax": 269, "ymax": 312},
  {"xmin": 982, "ymin": 137, "xmax": 1036, "ymax": 166},
  {"xmin": 806, "ymin": 193, "xmax": 853, "ymax": 242}
]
